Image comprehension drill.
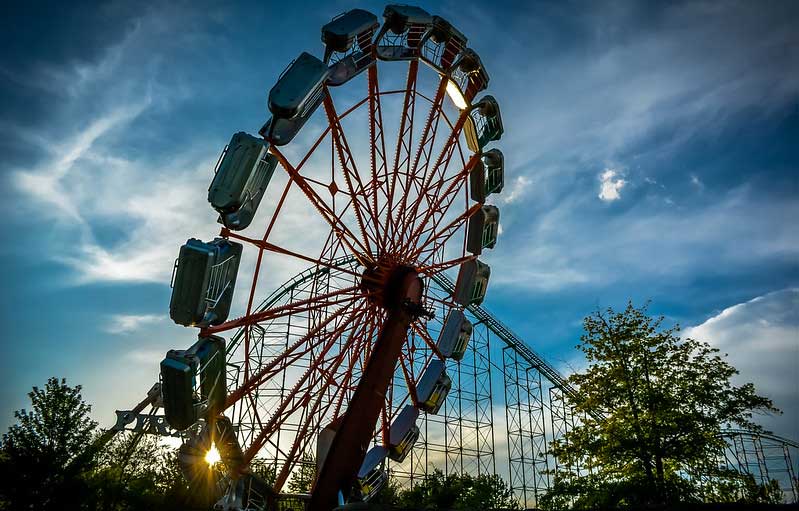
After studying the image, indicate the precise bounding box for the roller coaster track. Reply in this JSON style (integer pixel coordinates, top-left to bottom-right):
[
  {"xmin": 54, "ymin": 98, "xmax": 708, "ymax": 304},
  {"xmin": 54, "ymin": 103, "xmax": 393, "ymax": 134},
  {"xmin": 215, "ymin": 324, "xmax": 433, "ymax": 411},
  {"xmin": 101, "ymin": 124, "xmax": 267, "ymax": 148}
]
[{"xmin": 720, "ymin": 429, "xmax": 799, "ymax": 449}]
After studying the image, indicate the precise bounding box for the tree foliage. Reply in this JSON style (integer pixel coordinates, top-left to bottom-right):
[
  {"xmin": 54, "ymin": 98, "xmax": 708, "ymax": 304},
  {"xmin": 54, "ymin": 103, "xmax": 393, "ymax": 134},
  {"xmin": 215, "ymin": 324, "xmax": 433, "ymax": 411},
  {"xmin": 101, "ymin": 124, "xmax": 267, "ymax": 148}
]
[
  {"xmin": 386, "ymin": 469, "xmax": 520, "ymax": 510},
  {"xmin": 0, "ymin": 377, "xmax": 98, "ymax": 510},
  {"xmin": 0, "ymin": 379, "xmax": 202, "ymax": 510},
  {"xmin": 0, "ymin": 378, "xmax": 522, "ymax": 510},
  {"xmin": 542, "ymin": 302, "xmax": 780, "ymax": 508},
  {"xmin": 86, "ymin": 433, "xmax": 184, "ymax": 510},
  {"xmin": 287, "ymin": 453, "xmax": 316, "ymax": 493}
]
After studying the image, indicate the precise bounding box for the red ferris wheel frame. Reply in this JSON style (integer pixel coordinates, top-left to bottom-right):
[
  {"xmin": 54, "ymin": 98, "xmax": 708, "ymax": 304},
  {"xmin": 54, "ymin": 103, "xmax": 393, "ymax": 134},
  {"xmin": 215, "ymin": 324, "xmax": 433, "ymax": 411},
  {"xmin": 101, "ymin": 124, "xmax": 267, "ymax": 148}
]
[{"xmin": 191, "ymin": 17, "xmax": 497, "ymax": 509}]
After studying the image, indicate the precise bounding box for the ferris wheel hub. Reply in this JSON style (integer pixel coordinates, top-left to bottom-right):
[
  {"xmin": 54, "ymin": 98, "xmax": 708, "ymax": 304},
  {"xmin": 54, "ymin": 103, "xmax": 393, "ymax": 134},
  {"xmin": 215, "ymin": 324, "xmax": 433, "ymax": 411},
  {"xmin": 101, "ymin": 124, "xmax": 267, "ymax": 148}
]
[{"xmin": 360, "ymin": 258, "xmax": 422, "ymax": 312}]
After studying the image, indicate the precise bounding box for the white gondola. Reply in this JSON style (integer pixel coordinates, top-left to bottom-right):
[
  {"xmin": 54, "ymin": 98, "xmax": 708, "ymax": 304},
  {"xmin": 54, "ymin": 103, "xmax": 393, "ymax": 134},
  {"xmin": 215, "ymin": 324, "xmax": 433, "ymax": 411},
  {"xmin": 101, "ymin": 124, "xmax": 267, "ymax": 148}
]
[
  {"xmin": 418, "ymin": 16, "xmax": 467, "ymax": 73},
  {"xmin": 160, "ymin": 335, "xmax": 226, "ymax": 431},
  {"xmin": 436, "ymin": 309, "xmax": 473, "ymax": 361},
  {"xmin": 322, "ymin": 9, "xmax": 379, "ymax": 85},
  {"xmin": 445, "ymin": 48, "xmax": 489, "ymax": 109},
  {"xmin": 388, "ymin": 405, "xmax": 420, "ymax": 462},
  {"xmin": 208, "ymin": 132, "xmax": 277, "ymax": 231},
  {"xmin": 261, "ymin": 52, "xmax": 330, "ymax": 146},
  {"xmin": 470, "ymin": 149, "xmax": 504, "ymax": 203},
  {"xmin": 453, "ymin": 259, "xmax": 491, "ymax": 306},
  {"xmin": 374, "ymin": 5, "xmax": 433, "ymax": 61},
  {"xmin": 169, "ymin": 238, "xmax": 242, "ymax": 327},
  {"xmin": 416, "ymin": 359, "xmax": 452, "ymax": 414},
  {"xmin": 356, "ymin": 445, "xmax": 388, "ymax": 501},
  {"xmin": 464, "ymin": 95, "xmax": 504, "ymax": 153},
  {"xmin": 467, "ymin": 205, "xmax": 500, "ymax": 255}
]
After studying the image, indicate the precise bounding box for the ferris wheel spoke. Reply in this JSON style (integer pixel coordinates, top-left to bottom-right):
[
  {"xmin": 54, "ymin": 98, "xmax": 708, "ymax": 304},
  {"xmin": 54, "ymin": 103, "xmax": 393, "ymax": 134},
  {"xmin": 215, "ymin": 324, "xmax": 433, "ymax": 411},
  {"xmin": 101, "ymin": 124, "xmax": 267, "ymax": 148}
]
[
  {"xmin": 331, "ymin": 306, "xmax": 380, "ymax": 419},
  {"xmin": 203, "ymin": 285, "xmax": 363, "ymax": 337},
  {"xmin": 406, "ymin": 76, "xmax": 448, "ymax": 194},
  {"xmin": 393, "ymin": 75, "xmax": 448, "ymax": 250},
  {"xmin": 368, "ymin": 65, "xmax": 389, "ymax": 255},
  {"xmin": 272, "ymin": 353, "xmax": 360, "ymax": 491},
  {"xmin": 398, "ymin": 351, "xmax": 419, "ymax": 406},
  {"xmin": 296, "ymin": 125, "xmax": 333, "ymax": 173},
  {"xmin": 409, "ymin": 77, "xmax": 447, "ymax": 189},
  {"xmin": 401, "ymin": 153, "xmax": 479, "ymax": 254},
  {"xmin": 385, "ymin": 59, "xmax": 419, "ymax": 250},
  {"xmin": 241, "ymin": 303, "xmax": 371, "ymax": 465},
  {"xmin": 411, "ymin": 203, "xmax": 482, "ymax": 261},
  {"xmin": 410, "ymin": 321, "xmax": 446, "ymax": 361},
  {"xmin": 222, "ymin": 229, "xmax": 362, "ymax": 280},
  {"xmin": 237, "ymin": 303, "xmax": 367, "ymax": 442},
  {"xmin": 240, "ymin": 174, "xmax": 297, "ymax": 375},
  {"xmin": 271, "ymin": 305, "xmax": 382, "ymax": 491},
  {"xmin": 417, "ymin": 254, "xmax": 477, "ymax": 277},
  {"xmin": 228, "ymin": 312, "xmax": 360, "ymax": 417},
  {"xmin": 401, "ymin": 107, "xmax": 471, "ymax": 249},
  {"xmin": 270, "ymin": 145, "xmax": 372, "ymax": 262},
  {"xmin": 322, "ymin": 89, "xmax": 380, "ymax": 252}
]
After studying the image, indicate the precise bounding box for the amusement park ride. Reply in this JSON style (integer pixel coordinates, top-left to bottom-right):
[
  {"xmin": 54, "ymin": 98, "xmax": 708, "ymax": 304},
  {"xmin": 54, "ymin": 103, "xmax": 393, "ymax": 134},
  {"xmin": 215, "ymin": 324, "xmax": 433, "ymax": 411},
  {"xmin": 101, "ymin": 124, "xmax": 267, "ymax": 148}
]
[{"xmin": 99, "ymin": 5, "xmax": 799, "ymax": 510}]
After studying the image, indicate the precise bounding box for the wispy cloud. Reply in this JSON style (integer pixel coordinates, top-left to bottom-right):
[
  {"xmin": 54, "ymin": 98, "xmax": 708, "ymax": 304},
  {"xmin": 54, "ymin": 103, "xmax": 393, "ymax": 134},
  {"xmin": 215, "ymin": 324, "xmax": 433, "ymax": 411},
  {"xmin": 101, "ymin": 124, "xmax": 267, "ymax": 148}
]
[
  {"xmin": 7, "ymin": 4, "xmax": 334, "ymax": 292},
  {"xmin": 491, "ymin": 184, "xmax": 798, "ymax": 292},
  {"xmin": 690, "ymin": 174, "xmax": 704, "ymax": 190},
  {"xmin": 501, "ymin": 175, "xmax": 532, "ymax": 204},
  {"xmin": 13, "ymin": 101, "xmax": 150, "ymax": 223},
  {"xmin": 105, "ymin": 314, "xmax": 163, "ymax": 334}
]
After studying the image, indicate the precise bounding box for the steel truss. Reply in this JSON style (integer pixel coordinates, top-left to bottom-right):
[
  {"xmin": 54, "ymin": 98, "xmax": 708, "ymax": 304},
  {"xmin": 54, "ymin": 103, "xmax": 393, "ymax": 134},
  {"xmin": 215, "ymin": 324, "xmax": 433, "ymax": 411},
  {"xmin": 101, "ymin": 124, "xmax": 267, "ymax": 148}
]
[{"xmin": 109, "ymin": 260, "xmax": 799, "ymax": 506}]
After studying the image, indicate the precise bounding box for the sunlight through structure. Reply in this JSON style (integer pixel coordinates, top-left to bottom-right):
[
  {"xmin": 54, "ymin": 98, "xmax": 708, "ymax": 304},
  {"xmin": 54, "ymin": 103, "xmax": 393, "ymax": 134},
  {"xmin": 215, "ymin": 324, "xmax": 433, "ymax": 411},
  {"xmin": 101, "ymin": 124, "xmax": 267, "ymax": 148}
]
[{"xmin": 205, "ymin": 443, "xmax": 221, "ymax": 466}]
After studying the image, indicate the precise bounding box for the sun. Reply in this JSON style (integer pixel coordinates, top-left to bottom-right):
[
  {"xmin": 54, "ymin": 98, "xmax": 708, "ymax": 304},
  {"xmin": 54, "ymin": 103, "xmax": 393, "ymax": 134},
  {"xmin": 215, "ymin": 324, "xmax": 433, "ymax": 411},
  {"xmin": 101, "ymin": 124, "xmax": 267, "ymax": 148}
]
[{"xmin": 204, "ymin": 443, "xmax": 221, "ymax": 466}]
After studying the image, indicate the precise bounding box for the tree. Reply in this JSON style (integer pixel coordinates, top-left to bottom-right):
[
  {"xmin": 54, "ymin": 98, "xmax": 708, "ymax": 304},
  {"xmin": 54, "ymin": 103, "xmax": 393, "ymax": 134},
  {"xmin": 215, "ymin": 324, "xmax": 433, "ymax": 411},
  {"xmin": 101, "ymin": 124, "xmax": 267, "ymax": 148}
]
[
  {"xmin": 0, "ymin": 377, "xmax": 98, "ymax": 510},
  {"xmin": 86, "ymin": 432, "xmax": 168, "ymax": 510},
  {"xmin": 287, "ymin": 453, "xmax": 316, "ymax": 493},
  {"xmin": 459, "ymin": 473, "xmax": 520, "ymax": 510},
  {"xmin": 370, "ymin": 475, "xmax": 403, "ymax": 506},
  {"xmin": 542, "ymin": 302, "xmax": 779, "ymax": 508},
  {"xmin": 397, "ymin": 470, "xmax": 520, "ymax": 510}
]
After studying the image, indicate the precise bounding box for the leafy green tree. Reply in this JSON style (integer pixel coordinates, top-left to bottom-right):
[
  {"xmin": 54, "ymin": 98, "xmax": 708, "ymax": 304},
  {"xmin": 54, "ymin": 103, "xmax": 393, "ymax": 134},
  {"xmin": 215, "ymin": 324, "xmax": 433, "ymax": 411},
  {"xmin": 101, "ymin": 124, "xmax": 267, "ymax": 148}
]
[
  {"xmin": 87, "ymin": 433, "xmax": 166, "ymax": 510},
  {"xmin": 0, "ymin": 377, "xmax": 98, "ymax": 510},
  {"xmin": 287, "ymin": 453, "xmax": 316, "ymax": 493},
  {"xmin": 398, "ymin": 470, "xmax": 520, "ymax": 510},
  {"xmin": 459, "ymin": 473, "xmax": 520, "ymax": 510},
  {"xmin": 370, "ymin": 475, "xmax": 403, "ymax": 506},
  {"xmin": 698, "ymin": 469, "xmax": 783, "ymax": 505},
  {"xmin": 249, "ymin": 457, "xmax": 278, "ymax": 487},
  {"xmin": 542, "ymin": 302, "xmax": 779, "ymax": 508}
]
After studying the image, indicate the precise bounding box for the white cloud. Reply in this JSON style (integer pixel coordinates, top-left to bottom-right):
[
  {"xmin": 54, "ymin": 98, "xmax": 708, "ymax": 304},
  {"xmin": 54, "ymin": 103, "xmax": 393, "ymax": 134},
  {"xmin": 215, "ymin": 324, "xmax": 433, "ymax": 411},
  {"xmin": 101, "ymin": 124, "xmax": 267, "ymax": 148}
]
[
  {"xmin": 598, "ymin": 169, "xmax": 626, "ymax": 202},
  {"xmin": 690, "ymin": 174, "xmax": 704, "ymax": 190},
  {"xmin": 684, "ymin": 288, "xmax": 799, "ymax": 440},
  {"xmin": 105, "ymin": 314, "xmax": 163, "ymax": 334},
  {"xmin": 501, "ymin": 175, "xmax": 532, "ymax": 204}
]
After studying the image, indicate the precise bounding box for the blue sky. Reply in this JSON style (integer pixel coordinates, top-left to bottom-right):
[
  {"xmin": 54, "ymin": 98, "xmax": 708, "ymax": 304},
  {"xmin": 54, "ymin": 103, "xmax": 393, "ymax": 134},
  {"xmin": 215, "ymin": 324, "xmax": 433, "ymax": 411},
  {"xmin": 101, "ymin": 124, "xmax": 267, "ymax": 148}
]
[{"xmin": 1, "ymin": 0, "xmax": 797, "ymax": 445}]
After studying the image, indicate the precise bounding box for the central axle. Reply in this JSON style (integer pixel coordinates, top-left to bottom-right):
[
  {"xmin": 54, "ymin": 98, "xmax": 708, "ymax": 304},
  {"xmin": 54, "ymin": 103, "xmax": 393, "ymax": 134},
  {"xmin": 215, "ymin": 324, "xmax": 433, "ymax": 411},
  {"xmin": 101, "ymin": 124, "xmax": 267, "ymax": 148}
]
[{"xmin": 310, "ymin": 264, "xmax": 423, "ymax": 510}]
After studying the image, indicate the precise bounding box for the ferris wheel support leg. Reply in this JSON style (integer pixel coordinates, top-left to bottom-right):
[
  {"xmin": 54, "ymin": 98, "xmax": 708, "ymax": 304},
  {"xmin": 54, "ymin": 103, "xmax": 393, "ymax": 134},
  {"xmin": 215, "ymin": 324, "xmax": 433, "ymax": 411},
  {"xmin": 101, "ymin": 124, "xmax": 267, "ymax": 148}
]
[{"xmin": 309, "ymin": 269, "xmax": 423, "ymax": 510}]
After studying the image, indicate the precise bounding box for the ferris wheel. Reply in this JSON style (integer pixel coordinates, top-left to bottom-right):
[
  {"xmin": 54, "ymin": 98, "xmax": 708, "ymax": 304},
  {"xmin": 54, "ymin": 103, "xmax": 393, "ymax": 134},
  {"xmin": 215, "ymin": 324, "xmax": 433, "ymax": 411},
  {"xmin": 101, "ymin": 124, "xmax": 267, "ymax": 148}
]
[{"xmin": 160, "ymin": 5, "xmax": 505, "ymax": 510}]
